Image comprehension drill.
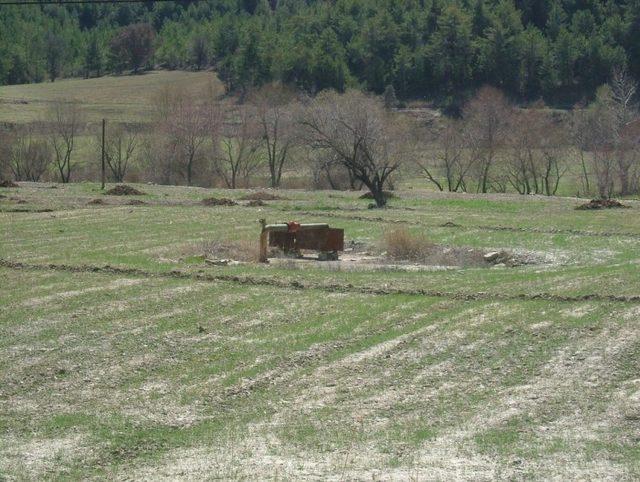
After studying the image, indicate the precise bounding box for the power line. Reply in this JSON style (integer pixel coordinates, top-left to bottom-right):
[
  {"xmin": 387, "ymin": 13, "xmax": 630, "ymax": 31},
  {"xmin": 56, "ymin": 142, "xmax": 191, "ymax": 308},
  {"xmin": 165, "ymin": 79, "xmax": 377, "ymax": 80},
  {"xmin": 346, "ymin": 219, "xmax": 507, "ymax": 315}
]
[{"xmin": 0, "ymin": 0, "xmax": 202, "ymax": 5}]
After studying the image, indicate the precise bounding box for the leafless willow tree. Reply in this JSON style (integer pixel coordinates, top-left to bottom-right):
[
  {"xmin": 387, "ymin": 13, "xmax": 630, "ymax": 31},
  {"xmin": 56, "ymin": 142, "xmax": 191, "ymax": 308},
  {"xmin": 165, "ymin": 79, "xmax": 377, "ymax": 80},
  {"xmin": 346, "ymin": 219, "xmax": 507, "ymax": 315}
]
[
  {"xmin": 301, "ymin": 90, "xmax": 410, "ymax": 207},
  {"xmin": 46, "ymin": 101, "xmax": 83, "ymax": 183},
  {"xmin": 463, "ymin": 86, "xmax": 512, "ymax": 193},
  {"xmin": 214, "ymin": 105, "xmax": 261, "ymax": 188},
  {"xmin": 5, "ymin": 125, "xmax": 52, "ymax": 181},
  {"xmin": 418, "ymin": 119, "xmax": 471, "ymax": 192},
  {"xmin": 252, "ymin": 83, "xmax": 298, "ymax": 188}
]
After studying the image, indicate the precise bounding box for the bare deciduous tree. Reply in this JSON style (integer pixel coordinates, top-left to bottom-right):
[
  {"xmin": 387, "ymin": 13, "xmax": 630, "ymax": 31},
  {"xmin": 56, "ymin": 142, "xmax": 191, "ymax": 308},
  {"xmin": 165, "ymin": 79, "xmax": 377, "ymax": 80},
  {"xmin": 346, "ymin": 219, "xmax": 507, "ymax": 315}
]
[
  {"xmin": 573, "ymin": 87, "xmax": 618, "ymax": 198},
  {"xmin": 610, "ymin": 66, "xmax": 639, "ymax": 195},
  {"xmin": 169, "ymin": 101, "xmax": 209, "ymax": 186},
  {"xmin": 152, "ymin": 84, "xmax": 222, "ymax": 185},
  {"xmin": 463, "ymin": 86, "xmax": 512, "ymax": 193},
  {"xmin": 301, "ymin": 90, "xmax": 408, "ymax": 207},
  {"xmin": 6, "ymin": 125, "xmax": 52, "ymax": 182},
  {"xmin": 46, "ymin": 102, "xmax": 83, "ymax": 183},
  {"xmin": 573, "ymin": 74, "xmax": 640, "ymax": 199},
  {"xmin": 506, "ymin": 110, "xmax": 567, "ymax": 196},
  {"xmin": 252, "ymin": 83, "xmax": 298, "ymax": 188},
  {"xmin": 418, "ymin": 119, "xmax": 470, "ymax": 192},
  {"xmin": 214, "ymin": 105, "xmax": 261, "ymax": 188},
  {"xmin": 0, "ymin": 128, "xmax": 15, "ymax": 179},
  {"xmin": 99, "ymin": 124, "xmax": 138, "ymax": 182}
]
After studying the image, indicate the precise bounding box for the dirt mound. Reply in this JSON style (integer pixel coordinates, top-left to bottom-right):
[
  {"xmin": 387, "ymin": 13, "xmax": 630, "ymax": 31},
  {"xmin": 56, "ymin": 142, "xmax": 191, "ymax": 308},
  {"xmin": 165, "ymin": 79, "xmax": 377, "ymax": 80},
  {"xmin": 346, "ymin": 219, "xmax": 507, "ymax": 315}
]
[
  {"xmin": 0, "ymin": 180, "xmax": 19, "ymax": 188},
  {"xmin": 126, "ymin": 199, "xmax": 146, "ymax": 206},
  {"xmin": 576, "ymin": 199, "xmax": 630, "ymax": 210},
  {"xmin": 246, "ymin": 199, "xmax": 266, "ymax": 207},
  {"xmin": 201, "ymin": 197, "xmax": 237, "ymax": 206},
  {"xmin": 239, "ymin": 191, "xmax": 286, "ymax": 201},
  {"xmin": 105, "ymin": 184, "xmax": 146, "ymax": 196},
  {"xmin": 359, "ymin": 190, "xmax": 397, "ymax": 200},
  {"xmin": 87, "ymin": 198, "xmax": 106, "ymax": 205}
]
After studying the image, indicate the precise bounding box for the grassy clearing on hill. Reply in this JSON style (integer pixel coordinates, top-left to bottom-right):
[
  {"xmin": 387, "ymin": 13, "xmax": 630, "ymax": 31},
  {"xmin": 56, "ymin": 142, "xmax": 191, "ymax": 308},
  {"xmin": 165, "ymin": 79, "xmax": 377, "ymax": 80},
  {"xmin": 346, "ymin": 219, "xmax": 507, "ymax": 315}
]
[
  {"xmin": 0, "ymin": 71, "xmax": 222, "ymax": 123},
  {"xmin": 1, "ymin": 182, "xmax": 640, "ymax": 479}
]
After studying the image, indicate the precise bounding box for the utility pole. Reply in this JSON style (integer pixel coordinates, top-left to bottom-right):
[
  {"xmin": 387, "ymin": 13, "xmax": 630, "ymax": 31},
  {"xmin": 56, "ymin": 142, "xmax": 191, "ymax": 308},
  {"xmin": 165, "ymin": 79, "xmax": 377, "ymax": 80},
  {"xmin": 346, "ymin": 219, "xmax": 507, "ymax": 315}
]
[{"xmin": 101, "ymin": 118, "xmax": 106, "ymax": 190}]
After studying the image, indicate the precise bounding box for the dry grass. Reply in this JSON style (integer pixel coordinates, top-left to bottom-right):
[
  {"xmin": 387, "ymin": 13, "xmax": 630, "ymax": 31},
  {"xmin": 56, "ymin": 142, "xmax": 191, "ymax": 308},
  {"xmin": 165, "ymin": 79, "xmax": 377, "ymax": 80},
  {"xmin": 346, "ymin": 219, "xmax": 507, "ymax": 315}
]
[
  {"xmin": 382, "ymin": 228, "xmax": 487, "ymax": 267},
  {"xmin": 0, "ymin": 70, "xmax": 223, "ymax": 123},
  {"xmin": 383, "ymin": 227, "xmax": 437, "ymax": 261},
  {"xmin": 202, "ymin": 239, "xmax": 260, "ymax": 263}
]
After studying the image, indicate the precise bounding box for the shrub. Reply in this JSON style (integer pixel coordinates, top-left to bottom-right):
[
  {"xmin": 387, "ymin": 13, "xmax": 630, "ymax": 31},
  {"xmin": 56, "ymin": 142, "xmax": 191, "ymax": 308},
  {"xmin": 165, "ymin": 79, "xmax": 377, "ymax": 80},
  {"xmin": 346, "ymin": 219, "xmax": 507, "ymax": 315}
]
[
  {"xmin": 383, "ymin": 228, "xmax": 435, "ymax": 261},
  {"xmin": 202, "ymin": 239, "xmax": 259, "ymax": 262}
]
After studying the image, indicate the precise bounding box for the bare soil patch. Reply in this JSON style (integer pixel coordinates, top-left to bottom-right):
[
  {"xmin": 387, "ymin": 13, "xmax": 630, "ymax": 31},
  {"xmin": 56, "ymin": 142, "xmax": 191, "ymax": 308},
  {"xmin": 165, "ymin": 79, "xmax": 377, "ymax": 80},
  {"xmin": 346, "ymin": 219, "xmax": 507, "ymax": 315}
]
[
  {"xmin": 201, "ymin": 197, "xmax": 237, "ymax": 206},
  {"xmin": 105, "ymin": 184, "xmax": 146, "ymax": 196},
  {"xmin": 240, "ymin": 191, "xmax": 287, "ymax": 201},
  {"xmin": 576, "ymin": 199, "xmax": 630, "ymax": 210},
  {"xmin": 0, "ymin": 180, "xmax": 19, "ymax": 188}
]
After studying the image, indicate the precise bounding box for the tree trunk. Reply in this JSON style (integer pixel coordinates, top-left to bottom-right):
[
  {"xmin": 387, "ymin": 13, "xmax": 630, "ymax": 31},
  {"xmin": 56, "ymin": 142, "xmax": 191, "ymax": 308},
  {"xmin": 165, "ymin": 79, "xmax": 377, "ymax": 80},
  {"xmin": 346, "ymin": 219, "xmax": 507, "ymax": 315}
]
[{"xmin": 365, "ymin": 179, "xmax": 387, "ymax": 208}]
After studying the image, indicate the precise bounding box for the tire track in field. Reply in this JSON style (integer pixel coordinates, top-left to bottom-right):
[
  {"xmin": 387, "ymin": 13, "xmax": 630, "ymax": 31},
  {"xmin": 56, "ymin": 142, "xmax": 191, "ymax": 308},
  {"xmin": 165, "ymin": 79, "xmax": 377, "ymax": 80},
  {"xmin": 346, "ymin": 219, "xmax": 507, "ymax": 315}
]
[
  {"xmin": 290, "ymin": 210, "xmax": 640, "ymax": 239},
  {"xmin": 2, "ymin": 259, "xmax": 639, "ymax": 304}
]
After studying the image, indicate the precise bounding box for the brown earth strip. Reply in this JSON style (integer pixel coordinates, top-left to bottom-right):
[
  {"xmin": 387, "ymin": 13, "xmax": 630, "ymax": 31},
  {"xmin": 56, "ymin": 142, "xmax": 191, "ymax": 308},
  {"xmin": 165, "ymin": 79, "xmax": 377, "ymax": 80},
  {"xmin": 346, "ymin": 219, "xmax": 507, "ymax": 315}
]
[
  {"xmin": 1, "ymin": 259, "xmax": 639, "ymax": 304},
  {"xmin": 0, "ymin": 208, "xmax": 55, "ymax": 213}
]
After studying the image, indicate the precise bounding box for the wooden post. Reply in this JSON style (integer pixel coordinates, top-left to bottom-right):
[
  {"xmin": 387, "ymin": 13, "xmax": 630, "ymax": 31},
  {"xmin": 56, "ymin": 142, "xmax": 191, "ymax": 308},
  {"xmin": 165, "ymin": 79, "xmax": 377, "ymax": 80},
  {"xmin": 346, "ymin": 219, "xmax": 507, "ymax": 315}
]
[
  {"xmin": 259, "ymin": 219, "xmax": 268, "ymax": 263},
  {"xmin": 100, "ymin": 119, "xmax": 106, "ymax": 190}
]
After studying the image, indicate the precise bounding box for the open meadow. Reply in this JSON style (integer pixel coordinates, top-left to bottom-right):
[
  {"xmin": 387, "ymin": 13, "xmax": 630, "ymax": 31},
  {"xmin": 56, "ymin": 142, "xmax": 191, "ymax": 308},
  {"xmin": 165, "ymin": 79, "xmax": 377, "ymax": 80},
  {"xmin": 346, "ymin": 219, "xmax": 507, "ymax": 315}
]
[
  {"xmin": 0, "ymin": 71, "xmax": 221, "ymax": 124},
  {"xmin": 1, "ymin": 182, "xmax": 639, "ymax": 479}
]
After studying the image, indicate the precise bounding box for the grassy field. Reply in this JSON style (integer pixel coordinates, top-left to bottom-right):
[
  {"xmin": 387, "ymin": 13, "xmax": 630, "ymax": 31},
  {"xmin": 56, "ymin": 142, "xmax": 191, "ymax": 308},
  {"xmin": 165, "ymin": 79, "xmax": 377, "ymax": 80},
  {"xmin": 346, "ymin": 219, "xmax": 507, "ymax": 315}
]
[
  {"xmin": 1, "ymin": 183, "xmax": 640, "ymax": 480},
  {"xmin": 0, "ymin": 71, "xmax": 222, "ymax": 123}
]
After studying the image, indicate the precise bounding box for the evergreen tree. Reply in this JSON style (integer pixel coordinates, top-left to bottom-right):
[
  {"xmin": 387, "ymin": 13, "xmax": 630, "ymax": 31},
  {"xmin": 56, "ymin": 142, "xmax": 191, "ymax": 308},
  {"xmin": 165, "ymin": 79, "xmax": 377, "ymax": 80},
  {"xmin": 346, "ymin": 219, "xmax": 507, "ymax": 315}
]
[
  {"xmin": 427, "ymin": 5, "xmax": 474, "ymax": 97},
  {"xmin": 383, "ymin": 84, "xmax": 399, "ymax": 108},
  {"xmin": 45, "ymin": 31, "xmax": 65, "ymax": 82},
  {"xmin": 84, "ymin": 34, "xmax": 102, "ymax": 78}
]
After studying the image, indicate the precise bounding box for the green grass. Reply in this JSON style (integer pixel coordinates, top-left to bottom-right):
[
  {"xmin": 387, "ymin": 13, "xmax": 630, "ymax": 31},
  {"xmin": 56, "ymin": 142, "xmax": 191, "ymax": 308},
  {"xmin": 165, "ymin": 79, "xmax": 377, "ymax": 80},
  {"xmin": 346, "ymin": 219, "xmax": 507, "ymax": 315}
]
[{"xmin": 1, "ymin": 182, "xmax": 640, "ymax": 479}]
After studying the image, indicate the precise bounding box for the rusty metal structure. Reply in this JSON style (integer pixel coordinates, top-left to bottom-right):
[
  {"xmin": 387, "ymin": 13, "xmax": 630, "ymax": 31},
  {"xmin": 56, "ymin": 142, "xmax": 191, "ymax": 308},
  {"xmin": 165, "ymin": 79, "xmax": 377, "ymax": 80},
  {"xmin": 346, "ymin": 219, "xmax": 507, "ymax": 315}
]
[{"xmin": 259, "ymin": 219, "xmax": 344, "ymax": 262}]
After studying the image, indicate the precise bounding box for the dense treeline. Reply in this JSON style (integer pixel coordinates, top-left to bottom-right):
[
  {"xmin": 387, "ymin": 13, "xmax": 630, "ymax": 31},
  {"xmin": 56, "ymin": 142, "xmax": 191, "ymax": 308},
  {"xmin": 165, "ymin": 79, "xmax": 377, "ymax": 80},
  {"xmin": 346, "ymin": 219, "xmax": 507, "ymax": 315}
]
[{"xmin": 2, "ymin": 0, "xmax": 640, "ymax": 108}]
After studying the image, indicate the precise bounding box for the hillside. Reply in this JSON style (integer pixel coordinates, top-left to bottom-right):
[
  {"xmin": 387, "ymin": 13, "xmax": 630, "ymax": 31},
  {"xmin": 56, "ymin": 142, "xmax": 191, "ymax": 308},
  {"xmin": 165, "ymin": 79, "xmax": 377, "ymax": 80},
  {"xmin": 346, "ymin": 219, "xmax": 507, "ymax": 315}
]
[
  {"xmin": 2, "ymin": 0, "xmax": 640, "ymax": 108},
  {"xmin": 0, "ymin": 70, "xmax": 222, "ymax": 123}
]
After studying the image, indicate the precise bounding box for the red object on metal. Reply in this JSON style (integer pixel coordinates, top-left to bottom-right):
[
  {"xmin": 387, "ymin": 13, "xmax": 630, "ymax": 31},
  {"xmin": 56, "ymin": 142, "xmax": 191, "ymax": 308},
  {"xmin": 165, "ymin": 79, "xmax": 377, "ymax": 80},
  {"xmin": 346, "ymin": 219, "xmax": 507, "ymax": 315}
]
[{"xmin": 287, "ymin": 221, "xmax": 301, "ymax": 233}]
